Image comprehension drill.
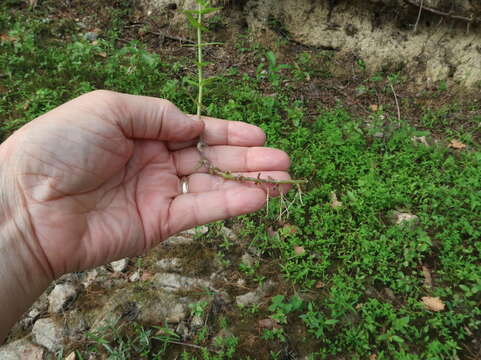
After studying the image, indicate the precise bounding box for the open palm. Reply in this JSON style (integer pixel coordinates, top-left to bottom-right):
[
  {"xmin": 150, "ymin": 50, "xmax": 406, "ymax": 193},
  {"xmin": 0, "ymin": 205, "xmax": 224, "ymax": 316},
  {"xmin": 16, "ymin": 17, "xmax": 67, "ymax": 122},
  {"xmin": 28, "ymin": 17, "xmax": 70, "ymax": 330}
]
[{"xmin": 4, "ymin": 91, "xmax": 290, "ymax": 278}]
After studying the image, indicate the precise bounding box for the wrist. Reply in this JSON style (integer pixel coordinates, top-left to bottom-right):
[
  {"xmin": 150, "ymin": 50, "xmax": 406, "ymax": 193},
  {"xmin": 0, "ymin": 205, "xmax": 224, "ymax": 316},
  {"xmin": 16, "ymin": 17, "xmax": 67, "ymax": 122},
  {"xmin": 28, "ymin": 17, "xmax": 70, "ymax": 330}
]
[{"xmin": 0, "ymin": 140, "xmax": 52, "ymax": 343}]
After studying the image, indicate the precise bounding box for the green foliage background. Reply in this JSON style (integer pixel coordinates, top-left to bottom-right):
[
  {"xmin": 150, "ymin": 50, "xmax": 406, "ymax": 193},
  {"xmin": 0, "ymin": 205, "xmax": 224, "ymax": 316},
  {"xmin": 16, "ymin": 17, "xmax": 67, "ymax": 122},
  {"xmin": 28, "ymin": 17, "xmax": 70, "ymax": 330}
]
[{"xmin": 1, "ymin": 1, "xmax": 480, "ymax": 359}]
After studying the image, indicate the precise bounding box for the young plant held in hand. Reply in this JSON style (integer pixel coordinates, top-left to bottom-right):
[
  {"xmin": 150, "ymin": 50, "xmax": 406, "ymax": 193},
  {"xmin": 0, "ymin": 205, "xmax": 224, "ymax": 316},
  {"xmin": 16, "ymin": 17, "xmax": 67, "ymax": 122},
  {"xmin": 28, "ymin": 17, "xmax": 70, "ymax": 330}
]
[{"xmin": 185, "ymin": 0, "xmax": 307, "ymax": 197}]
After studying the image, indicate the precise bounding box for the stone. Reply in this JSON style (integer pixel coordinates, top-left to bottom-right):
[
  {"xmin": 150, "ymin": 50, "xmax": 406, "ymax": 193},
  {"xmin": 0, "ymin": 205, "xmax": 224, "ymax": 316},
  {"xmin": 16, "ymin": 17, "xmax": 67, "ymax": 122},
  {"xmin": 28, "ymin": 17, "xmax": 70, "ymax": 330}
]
[
  {"xmin": 110, "ymin": 258, "xmax": 129, "ymax": 272},
  {"xmin": 83, "ymin": 31, "xmax": 98, "ymax": 41},
  {"xmin": 176, "ymin": 321, "xmax": 191, "ymax": 341},
  {"xmin": 82, "ymin": 268, "xmax": 98, "ymax": 288},
  {"xmin": 65, "ymin": 352, "xmax": 77, "ymax": 360},
  {"xmin": 129, "ymin": 271, "xmax": 141, "ymax": 282},
  {"xmin": 190, "ymin": 315, "xmax": 204, "ymax": 329},
  {"xmin": 411, "ymin": 135, "xmax": 430, "ymax": 146},
  {"xmin": 221, "ymin": 226, "xmax": 237, "ymax": 241},
  {"xmin": 235, "ymin": 281, "xmax": 275, "ymax": 307},
  {"xmin": 153, "ymin": 273, "xmax": 212, "ymax": 292},
  {"xmin": 64, "ymin": 310, "xmax": 88, "ymax": 341},
  {"xmin": 392, "ymin": 211, "xmax": 419, "ymax": 227},
  {"xmin": 0, "ymin": 337, "xmax": 44, "ymax": 360},
  {"xmin": 48, "ymin": 283, "xmax": 78, "ymax": 313},
  {"xmin": 32, "ymin": 318, "xmax": 64, "ymax": 352},
  {"xmin": 165, "ymin": 303, "xmax": 188, "ymax": 324},
  {"xmin": 240, "ymin": 253, "xmax": 255, "ymax": 267},
  {"xmin": 156, "ymin": 258, "xmax": 183, "ymax": 272},
  {"xmin": 163, "ymin": 235, "xmax": 194, "ymax": 246}
]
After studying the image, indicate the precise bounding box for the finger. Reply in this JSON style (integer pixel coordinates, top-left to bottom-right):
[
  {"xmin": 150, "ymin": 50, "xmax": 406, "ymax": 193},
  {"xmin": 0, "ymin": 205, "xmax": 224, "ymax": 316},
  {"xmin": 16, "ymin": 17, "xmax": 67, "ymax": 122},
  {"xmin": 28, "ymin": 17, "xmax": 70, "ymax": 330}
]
[
  {"xmin": 79, "ymin": 90, "xmax": 204, "ymax": 142},
  {"xmin": 182, "ymin": 171, "xmax": 292, "ymax": 196},
  {"xmin": 167, "ymin": 116, "xmax": 266, "ymax": 150},
  {"xmin": 167, "ymin": 188, "xmax": 266, "ymax": 235},
  {"xmin": 173, "ymin": 146, "xmax": 291, "ymax": 176}
]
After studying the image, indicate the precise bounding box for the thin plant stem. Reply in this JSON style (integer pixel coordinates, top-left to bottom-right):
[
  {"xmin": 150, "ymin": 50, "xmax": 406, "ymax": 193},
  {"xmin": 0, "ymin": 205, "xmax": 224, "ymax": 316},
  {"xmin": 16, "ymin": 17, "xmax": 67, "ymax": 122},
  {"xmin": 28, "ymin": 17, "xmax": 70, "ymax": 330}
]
[
  {"xmin": 190, "ymin": 1, "xmax": 307, "ymax": 188},
  {"xmin": 196, "ymin": 2, "xmax": 203, "ymax": 120},
  {"xmin": 205, "ymin": 163, "xmax": 308, "ymax": 185}
]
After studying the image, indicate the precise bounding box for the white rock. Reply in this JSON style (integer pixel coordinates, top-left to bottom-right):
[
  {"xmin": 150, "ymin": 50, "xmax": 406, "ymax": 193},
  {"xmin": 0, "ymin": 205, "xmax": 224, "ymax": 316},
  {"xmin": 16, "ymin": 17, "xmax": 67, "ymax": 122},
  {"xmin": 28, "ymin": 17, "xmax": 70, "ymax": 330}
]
[
  {"xmin": 82, "ymin": 269, "xmax": 98, "ymax": 288},
  {"xmin": 163, "ymin": 235, "xmax": 194, "ymax": 246},
  {"xmin": 83, "ymin": 31, "xmax": 98, "ymax": 41},
  {"xmin": 65, "ymin": 352, "xmax": 77, "ymax": 360},
  {"xmin": 240, "ymin": 253, "xmax": 255, "ymax": 267},
  {"xmin": 166, "ymin": 303, "xmax": 187, "ymax": 324},
  {"xmin": 221, "ymin": 226, "xmax": 237, "ymax": 241},
  {"xmin": 156, "ymin": 258, "xmax": 183, "ymax": 272},
  {"xmin": 129, "ymin": 271, "xmax": 141, "ymax": 282},
  {"xmin": 411, "ymin": 135, "xmax": 430, "ymax": 146},
  {"xmin": 190, "ymin": 315, "xmax": 204, "ymax": 329},
  {"xmin": 0, "ymin": 337, "xmax": 44, "ymax": 360},
  {"xmin": 153, "ymin": 273, "xmax": 211, "ymax": 292},
  {"xmin": 236, "ymin": 278, "xmax": 246, "ymax": 287},
  {"xmin": 110, "ymin": 259, "xmax": 129, "ymax": 272},
  {"xmin": 236, "ymin": 281, "xmax": 275, "ymax": 307},
  {"xmin": 48, "ymin": 283, "xmax": 77, "ymax": 313},
  {"xmin": 32, "ymin": 318, "xmax": 64, "ymax": 352},
  {"xmin": 394, "ymin": 212, "xmax": 419, "ymax": 226}
]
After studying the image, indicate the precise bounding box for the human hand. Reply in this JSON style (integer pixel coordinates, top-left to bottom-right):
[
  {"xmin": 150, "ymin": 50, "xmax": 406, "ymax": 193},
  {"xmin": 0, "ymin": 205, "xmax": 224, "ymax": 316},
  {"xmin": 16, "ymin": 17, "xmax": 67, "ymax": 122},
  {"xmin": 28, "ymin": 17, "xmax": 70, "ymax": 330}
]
[{"xmin": 0, "ymin": 90, "xmax": 291, "ymax": 280}]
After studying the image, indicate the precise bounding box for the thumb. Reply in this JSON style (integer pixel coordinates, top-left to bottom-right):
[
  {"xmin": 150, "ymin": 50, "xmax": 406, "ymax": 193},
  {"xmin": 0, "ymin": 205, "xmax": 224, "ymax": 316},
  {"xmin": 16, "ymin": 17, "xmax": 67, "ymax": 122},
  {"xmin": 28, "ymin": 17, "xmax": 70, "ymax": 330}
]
[{"xmin": 84, "ymin": 90, "xmax": 204, "ymax": 142}]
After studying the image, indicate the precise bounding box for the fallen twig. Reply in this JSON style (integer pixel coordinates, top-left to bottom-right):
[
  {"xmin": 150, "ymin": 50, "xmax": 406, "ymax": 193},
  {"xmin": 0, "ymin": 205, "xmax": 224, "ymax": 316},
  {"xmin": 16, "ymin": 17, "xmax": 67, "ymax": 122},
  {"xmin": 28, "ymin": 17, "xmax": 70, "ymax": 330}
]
[
  {"xmin": 405, "ymin": 0, "xmax": 479, "ymax": 24},
  {"xmin": 389, "ymin": 82, "xmax": 401, "ymax": 122},
  {"xmin": 413, "ymin": 0, "xmax": 424, "ymax": 33}
]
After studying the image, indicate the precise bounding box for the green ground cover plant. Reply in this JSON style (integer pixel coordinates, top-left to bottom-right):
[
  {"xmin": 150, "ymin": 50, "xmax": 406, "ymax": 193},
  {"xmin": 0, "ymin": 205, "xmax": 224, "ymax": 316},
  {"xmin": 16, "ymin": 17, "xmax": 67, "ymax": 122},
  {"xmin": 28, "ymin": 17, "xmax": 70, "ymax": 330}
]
[{"xmin": 1, "ymin": 1, "xmax": 480, "ymax": 359}]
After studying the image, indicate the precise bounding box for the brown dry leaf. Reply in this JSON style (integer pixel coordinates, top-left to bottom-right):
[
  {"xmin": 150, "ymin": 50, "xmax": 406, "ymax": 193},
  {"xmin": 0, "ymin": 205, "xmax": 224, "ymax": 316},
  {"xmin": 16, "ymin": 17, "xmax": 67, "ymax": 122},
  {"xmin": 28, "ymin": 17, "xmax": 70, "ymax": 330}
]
[
  {"xmin": 422, "ymin": 265, "xmax": 432, "ymax": 288},
  {"xmin": 294, "ymin": 246, "xmax": 305, "ymax": 255},
  {"xmin": 267, "ymin": 226, "xmax": 277, "ymax": 238},
  {"xmin": 329, "ymin": 191, "xmax": 343, "ymax": 209},
  {"xmin": 283, "ymin": 224, "xmax": 298, "ymax": 234},
  {"xmin": 421, "ymin": 296, "xmax": 445, "ymax": 312},
  {"xmin": 370, "ymin": 104, "xmax": 379, "ymax": 112},
  {"xmin": 448, "ymin": 139, "xmax": 466, "ymax": 150},
  {"xmin": 258, "ymin": 318, "xmax": 280, "ymax": 330},
  {"xmin": 98, "ymin": 52, "xmax": 108, "ymax": 58},
  {"xmin": 141, "ymin": 272, "xmax": 153, "ymax": 281},
  {"xmin": 315, "ymin": 281, "xmax": 325, "ymax": 289},
  {"xmin": 0, "ymin": 34, "xmax": 18, "ymax": 42},
  {"xmin": 369, "ymin": 355, "xmax": 377, "ymax": 360}
]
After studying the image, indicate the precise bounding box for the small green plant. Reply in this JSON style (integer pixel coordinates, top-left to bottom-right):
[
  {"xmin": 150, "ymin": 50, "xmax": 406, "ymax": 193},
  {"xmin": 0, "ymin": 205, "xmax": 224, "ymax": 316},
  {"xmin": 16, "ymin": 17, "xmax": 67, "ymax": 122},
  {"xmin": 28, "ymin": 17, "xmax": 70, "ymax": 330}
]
[{"xmin": 185, "ymin": 0, "xmax": 307, "ymax": 190}]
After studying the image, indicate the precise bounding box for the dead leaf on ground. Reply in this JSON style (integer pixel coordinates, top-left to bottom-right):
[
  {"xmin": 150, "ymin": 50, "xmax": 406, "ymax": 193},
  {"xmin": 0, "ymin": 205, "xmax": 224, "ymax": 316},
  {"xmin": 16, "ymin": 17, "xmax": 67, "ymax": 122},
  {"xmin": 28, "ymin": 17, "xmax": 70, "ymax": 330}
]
[
  {"xmin": 97, "ymin": 52, "xmax": 108, "ymax": 58},
  {"xmin": 421, "ymin": 296, "xmax": 445, "ymax": 312},
  {"xmin": 315, "ymin": 281, "xmax": 325, "ymax": 289},
  {"xmin": 282, "ymin": 224, "xmax": 298, "ymax": 234},
  {"xmin": 369, "ymin": 354, "xmax": 377, "ymax": 360},
  {"xmin": 294, "ymin": 246, "xmax": 305, "ymax": 255},
  {"xmin": 267, "ymin": 226, "xmax": 277, "ymax": 238},
  {"xmin": 0, "ymin": 34, "xmax": 18, "ymax": 42},
  {"xmin": 258, "ymin": 318, "xmax": 280, "ymax": 330},
  {"xmin": 422, "ymin": 265, "xmax": 432, "ymax": 288},
  {"xmin": 141, "ymin": 272, "xmax": 153, "ymax": 281},
  {"xmin": 329, "ymin": 191, "xmax": 343, "ymax": 209},
  {"xmin": 370, "ymin": 104, "xmax": 379, "ymax": 112},
  {"xmin": 448, "ymin": 139, "xmax": 466, "ymax": 150}
]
